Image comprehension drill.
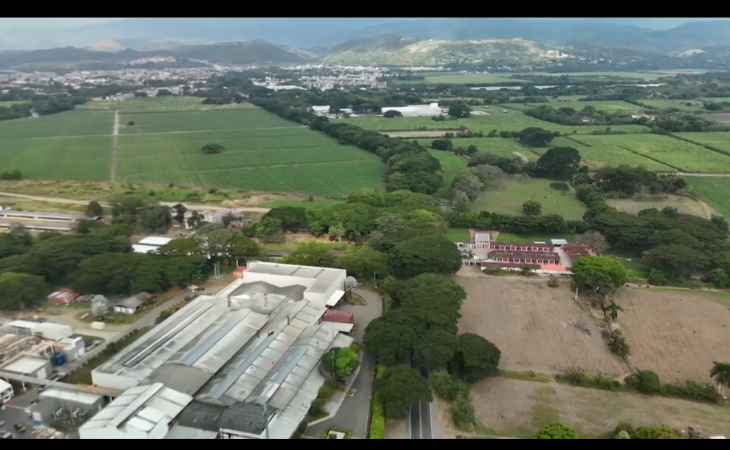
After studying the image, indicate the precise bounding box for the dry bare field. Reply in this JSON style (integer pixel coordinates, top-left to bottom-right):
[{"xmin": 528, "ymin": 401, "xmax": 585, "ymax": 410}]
[
  {"xmin": 616, "ymin": 288, "xmax": 730, "ymax": 383},
  {"xmin": 469, "ymin": 377, "xmax": 730, "ymax": 438},
  {"xmin": 455, "ymin": 275, "xmax": 626, "ymax": 376}
]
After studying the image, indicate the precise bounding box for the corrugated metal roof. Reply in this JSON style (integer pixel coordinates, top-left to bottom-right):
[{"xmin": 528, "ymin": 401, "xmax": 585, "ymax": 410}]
[
  {"xmin": 166, "ymin": 424, "xmax": 218, "ymax": 440},
  {"xmin": 1, "ymin": 355, "xmax": 48, "ymax": 374},
  {"xmin": 138, "ymin": 236, "xmax": 173, "ymax": 247},
  {"xmin": 40, "ymin": 388, "xmax": 101, "ymax": 405}
]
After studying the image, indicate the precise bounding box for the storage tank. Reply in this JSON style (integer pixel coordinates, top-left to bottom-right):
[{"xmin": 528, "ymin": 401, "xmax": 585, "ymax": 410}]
[{"xmin": 51, "ymin": 353, "xmax": 66, "ymax": 367}]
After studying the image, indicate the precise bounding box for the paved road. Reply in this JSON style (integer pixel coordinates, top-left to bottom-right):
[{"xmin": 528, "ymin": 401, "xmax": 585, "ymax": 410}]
[
  {"xmin": 409, "ymin": 356, "xmax": 433, "ymax": 440},
  {"xmin": 0, "ymin": 192, "xmax": 271, "ymax": 213},
  {"xmin": 305, "ymin": 288, "xmax": 382, "ymax": 439},
  {"xmin": 0, "ymin": 402, "xmax": 36, "ymax": 440}
]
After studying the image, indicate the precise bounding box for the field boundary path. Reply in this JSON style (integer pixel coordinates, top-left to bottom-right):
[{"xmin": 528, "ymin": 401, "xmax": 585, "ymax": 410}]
[
  {"xmin": 0, "ymin": 191, "xmax": 271, "ymax": 213},
  {"xmin": 110, "ymin": 110, "xmax": 119, "ymax": 182}
]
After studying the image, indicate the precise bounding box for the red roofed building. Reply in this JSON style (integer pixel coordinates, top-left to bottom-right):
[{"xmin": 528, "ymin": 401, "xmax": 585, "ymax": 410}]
[
  {"xmin": 323, "ymin": 309, "xmax": 354, "ymax": 324},
  {"xmin": 563, "ymin": 243, "xmax": 592, "ymax": 264},
  {"xmin": 46, "ymin": 288, "xmax": 80, "ymax": 305}
]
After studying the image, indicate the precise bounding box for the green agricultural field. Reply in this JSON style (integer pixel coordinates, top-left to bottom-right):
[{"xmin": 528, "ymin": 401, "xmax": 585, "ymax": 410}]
[
  {"xmin": 421, "ymin": 74, "xmax": 528, "ymax": 84},
  {"xmin": 116, "ymin": 108, "xmax": 384, "ymax": 197},
  {"xmin": 701, "ymin": 97, "xmax": 730, "ymax": 103},
  {"xmin": 547, "ymin": 136, "xmax": 673, "ymax": 171},
  {"xmin": 0, "ymin": 110, "xmax": 113, "ymax": 139},
  {"xmin": 492, "ymin": 103, "xmax": 534, "ymax": 111},
  {"xmin": 520, "ymin": 71, "xmax": 672, "ymax": 82},
  {"xmin": 687, "ymin": 177, "xmax": 730, "ymax": 219},
  {"xmin": 641, "ymin": 99, "xmax": 704, "ymax": 112},
  {"xmin": 420, "ymin": 138, "xmax": 537, "ymax": 159},
  {"xmin": 120, "ymin": 109, "xmax": 299, "ymax": 134},
  {"xmin": 529, "ymin": 100, "xmax": 640, "ymax": 112},
  {"xmin": 426, "ymin": 150, "xmax": 468, "ymax": 186},
  {"xmin": 77, "ymin": 96, "xmax": 259, "ymax": 113},
  {"xmin": 606, "ymin": 196, "xmax": 710, "ymax": 219},
  {"xmin": 471, "ymin": 178, "xmax": 587, "ymax": 220},
  {"xmin": 339, "ymin": 113, "xmax": 650, "ymax": 135},
  {"xmin": 570, "ymin": 134, "xmax": 730, "ymax": 173},
  {"xmin": 0, "ymin": 135, "xmax": 111, "ymax": 181},
  {"xmin": 674, "ymin": 132, "xmax": 730, "ymax": 153}
]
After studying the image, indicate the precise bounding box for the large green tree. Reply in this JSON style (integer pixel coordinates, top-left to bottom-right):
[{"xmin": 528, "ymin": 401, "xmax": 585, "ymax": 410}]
[
  {"xmin": 282, "ymin": 242, "xmax": 336, "ymax": 267},
  {"xmin": 455, "ymin": 333, "xmax": 501, "ymax": 384},
  {"xmin": 375, "ymin": 366, "xmax": 433, "ymax": 420},
  {"xmin": 363, "ymin": 310, "xmax": 419, "ymax": 366},
  {"xmin": 571, "ymin": 256, "xmax": 628, "ymax": 293},
  {"xmin": 534, "ymin": 147, "xmax": 582, "ymax": 180},
  {"xmin": 85, "ymin": 200, "xmax": 104, "ymax": 217},
  {"xmin": 158, "ymin": 238, "xmax": 202, "ymax": 257},
  {"xmin": 388, "ymin": 235, "xmax": 462, "ymax": 278},
  {"xmin": 337, "ymin": 245, "xmax": 390, "ymax": 280},
  {"xmin": 0, "ymin": 272, "xmax": 48, "ymax": 309},
  {"xmin": 448, "ymin": 102, "xmax": 471, "ymax": 119},
  {"xmin": 533, "ymin": 423, "xmax": 580, "ymax": 440},
  {"xmin": 321, "ymin": 347, "xmax": 360, "ymax": 379},
  {"xmin": 263, "ymin": 207, "xmax": 308, "ymax": 232}
]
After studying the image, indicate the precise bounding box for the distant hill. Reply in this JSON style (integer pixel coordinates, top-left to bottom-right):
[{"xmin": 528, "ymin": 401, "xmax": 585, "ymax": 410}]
[
  {"xmin": 0, "ymin": 40, "xmax": 308, "ymax": 69},
  {"xmin": 324, "ymin": 37, "xmax": 572, "ymax": 66},
  {"xmin": 329, "ymin": 18, "xmax": 730, "ymax": 55}
]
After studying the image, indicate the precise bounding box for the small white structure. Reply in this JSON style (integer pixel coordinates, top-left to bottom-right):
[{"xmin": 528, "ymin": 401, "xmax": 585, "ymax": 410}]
[
  {"xmin": 8, "ymin": 320, "xmax": 72, "ymax": 340},
  {"xmin": 91, "ymin": 322, "xmax": 106, "ymax": 330},
  {"xmin": 381, "ymin": 103, "xmax": 441, "ymax": 117},
  {"xmin": 1, "ymin": 355, "xmax": 51, "ymax": 379},
  {"xmin": 0, "ymin": 378, "xmax": 14, "ymax": 404},
  {"xmin": 138, "ymin": 237, "xmax": 173, "ymax": 247},
  {"xmin": 79, "ymin": 383, "xmax": 193, "ymax": 440},
  {"xmin": 58, "ymin": 336, "xmax": 86, "ymax": 362}
]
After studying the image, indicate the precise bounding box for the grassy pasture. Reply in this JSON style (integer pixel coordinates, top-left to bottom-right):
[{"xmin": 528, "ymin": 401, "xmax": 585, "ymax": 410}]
[
  {"xmin": 641, "ymin": 99, "xmax": 704, "ymax": 112},
  {"xmin": 541, "ymin": 137, "xmax": 673, "ymax": 171},
  {"xmin": 471, "ymin": 178, "xmax": 587, "ymax": 220},
  {"xmin": 418, "ymin": 137, "xmax": 537, "ymax": 159},
  {"xmin": 0, "ymin": 110, "xmax": 113, "ymax": 138},
  {"xmin": 422, "ymin": 74, "xmax": 528, "ymax": 84},
  {"xmin": 528, "ymin": 100, "xmax": 640, "ymax": 112},
  {"xmin": 338, "ymin": 113, "xmax": 650, "ymax": 135},
  {"xmin": 0, "ymin": 101, "xmax": 29, "ymax": 107},
  {"xmin": 606, "ymin": 196, "xmax": 710, "ymax": 219},
  {"xmin": 79, "ymin": 96, "xmax": 258, "ymax": 113},
  {"xmin": 425, "ymin": 150, "xmax": 468, "ymax": 187},
  {"xmin": 569, "ymin": 134, "xmax": 730, "ymax": 173},
  {"xmin": 675, "ymin": 131, "xmax": 730, "ymax": 153},
  {"xmin": 687, "ymin": 176, "xmax": 730, "ymax": 219}
]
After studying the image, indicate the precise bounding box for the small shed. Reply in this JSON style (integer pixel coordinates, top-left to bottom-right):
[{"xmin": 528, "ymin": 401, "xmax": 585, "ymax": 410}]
[
  {"xmin": 46, "ymin": 288, "xmax": 79, "ymax": 305},
  {"xmin": 323, "ymin": 309, "xmax": 355, "ymax": 325},
  {"xmin": 113, "ymin": 292, "xmax": 155, "ymax": 315}
]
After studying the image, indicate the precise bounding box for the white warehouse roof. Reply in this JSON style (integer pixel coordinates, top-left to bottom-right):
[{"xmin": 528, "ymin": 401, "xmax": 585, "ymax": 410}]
[
  {"xmin": 381, "ymin": 103, "xmax": 441, "ymax": 117},
  {"xmin": 80, "ymin": 383, "xmax": 193, "ymax": 440},
  {"xmin": 138, "ymin": 237, "xmax": 173, "ymax": 247},
  {"xmin": 40, "ymin": 388, "xmax": 101, "ymax": 405},
  {"xmin": 1, "ymin": 355, "xmax": 48, "ymax": 374}
]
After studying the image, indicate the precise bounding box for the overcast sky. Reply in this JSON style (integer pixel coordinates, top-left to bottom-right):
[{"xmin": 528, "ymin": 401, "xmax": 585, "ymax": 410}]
[{"xmin": 0, "ymin": 18, "xmax": 122, "ymax": 30}]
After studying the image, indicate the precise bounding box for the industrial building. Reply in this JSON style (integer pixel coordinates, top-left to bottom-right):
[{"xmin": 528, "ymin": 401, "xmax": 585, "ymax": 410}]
[
  {"xmin": 82, "ymin": 261, "xmax": 353, "ymax": 439},
  {"xmin": 113, "ymin": 293, "xmax": 155, "ymax": 315},
  {"xmin": 133, "ymin": 236, "xmax": 173, "ymax": 254},
  {"xmin": 0, "ymin": 210, "xmax": 87, "ymax": 221},
  {"xmin": 0, "ymin": 219, "xmax": 74, "ymax": 232},
  {"xmin": 8, "ymin": 320, "xmax": 73, "ymax": 340},
  {"xmin": 381, "ymin": 102, "xmax": 443, "ymax": 117}
]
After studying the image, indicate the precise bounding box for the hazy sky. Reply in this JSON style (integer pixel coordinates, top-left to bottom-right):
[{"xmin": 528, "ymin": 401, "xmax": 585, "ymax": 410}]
[{"xmin": 0, "ymin": 18, "xmax": 122, "ymax": 30}]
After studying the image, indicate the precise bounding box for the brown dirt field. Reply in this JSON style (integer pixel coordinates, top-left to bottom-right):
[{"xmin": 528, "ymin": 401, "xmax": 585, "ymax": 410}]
[
  {"xmin": 470, "ymin": 377, "xmax": 730, "ymax": 438},
  {"xmin": 616, "ymin": 288, "xmax": 730, "ymax": 383},
  {"xmin": 456, "ymin": 276, "xmax": 626, "ymax": 376}
]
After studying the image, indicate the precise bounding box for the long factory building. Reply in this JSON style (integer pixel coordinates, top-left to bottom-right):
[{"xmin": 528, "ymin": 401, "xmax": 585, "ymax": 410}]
[{"xmin": 79, "ymin": 261, "xmax": 354, "ymax": 440}]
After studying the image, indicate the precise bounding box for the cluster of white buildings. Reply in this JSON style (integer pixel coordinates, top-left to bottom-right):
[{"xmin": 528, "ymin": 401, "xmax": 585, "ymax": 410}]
[{"xmin": 78, "ymin": 261, "xmax": 354, "ymax": 440}]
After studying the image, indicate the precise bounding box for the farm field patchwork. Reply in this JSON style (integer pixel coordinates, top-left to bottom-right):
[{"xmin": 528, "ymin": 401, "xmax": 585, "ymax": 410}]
[
  {"xmin": 420, "ymin": 74, "xmax": 528, "ymax": 84},
  {"xmin": 0, "ymin": 110, "xmax": 113, "ymax": 139},
  {"xmin": 686, "ymin": 176, "xmax": 730, "ymax": 219},
  {"xmin": 116, "ymin": 108, "xmax": 384, "ymax": 197},
  {"xmin": 338, "ymin": 113, "xmax": 650, "ymax": 135},
  {"xmin": 456, "ymin": 276, "xmax": 625, "ymax": 375},
  {"xmin": 571, "ymin": 134, "xmax": 730, "ymax": 172},
  {"xmin": 466, "ymin": 377, "xmax": 730, "ymax": 439},
  {"xmin": 119, "ymin": 109, "xmax": 300, "ymax": 134},
  {"xmin": 513, "ymin": 71, "xmax": 675, "ymax": 82},
  {"xmin": 471, "ymin": 178, "xmax": 587, "ymax": 220},
  {"xmin": 616, "ymin": 288, "xmax": 730, "ymax": 383}
]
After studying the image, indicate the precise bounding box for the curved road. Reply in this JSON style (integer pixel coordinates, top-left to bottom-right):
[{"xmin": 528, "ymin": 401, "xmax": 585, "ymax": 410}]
[{"xmin": 0, "ymin": 192, "xmax": 271, "ymax": 213}]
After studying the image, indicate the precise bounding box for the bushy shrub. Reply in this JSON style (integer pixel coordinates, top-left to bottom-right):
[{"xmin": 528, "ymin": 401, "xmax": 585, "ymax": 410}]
[
  {"xmin": 451, "ymin": 397, "xmax": 476, "ymax": 431},
  {"xmin": 318, "ymin": 386, "xmax": 334, "ymax": 399},
  {"xmin": 626, "ymin": 370, "xmax": 661, "ymax": 394},
  {"xmin": 633, "ymin": 426, "xmax": 682, "ymax": 440},
  {"xmin": 608, "ymin": 335, "xmax": 630, "ymax": 358},
  {"xmin": 432, "ymin": 369, "xmax": 470, "ymax": 401},
  {"xmin": 648, "ymin": 269, "xmax": 667, "ymax": 286},
  {"xmin": 616, "ymin": 430, "xmax": 631, "ymax": 439},
  {"xmin": 555, "ymin": 370, "xmax": 620, "ymax": 391},
  {"xmin": 660, "ymin": 379, "xmax": 718, "ymax": 403},
  {"xmin": 533, "ymin": 422, "xmax": 580, "ymax": 439},
  {"xmin": 547, "ymin": 276, "xmax": 560, "ymax": 288}
]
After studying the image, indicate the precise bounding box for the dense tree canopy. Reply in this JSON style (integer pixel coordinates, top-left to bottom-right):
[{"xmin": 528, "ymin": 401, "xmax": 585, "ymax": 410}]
[
  {"xmin": 643, "ymin": 244, "xmax": 710, "ymax": 278},
  {"xmin": 414, "ymin": 327, "xmax": 458, "ymax": 371},
  {"xmin": 264, "ymin": 207, "xmax": 308, "ymax": 232},
  {"xmin": 337, "ymin": 245, "xmax": 390, "ymax": 280},
  {"xmin": 282, "ymin": 242, "xmax": 337, "ymax": 268},
  {"xmin": 388, "ymin": 235, "xmax": 462, "ymax": 278},
  {"xmin": 0, "ymin": 272, "xmax": 48, "ymax": 309},
  {"xmin": 533, "ymin": 423, "xmax": 580, "ymax": 440},
  {"xmin": 448, "ymin": 102, "xmax": 471, "ymax": 119},
  {"xmin": 375, "ymin": 366, "xmax": 433, "ymax": 420},
  {"xmin": 571, "ymin": 256, "xmax": 628, "ymax": 293},
  {"xmin": 363, "ymin": 310, "xmax": 418, "ymax": 366}
]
